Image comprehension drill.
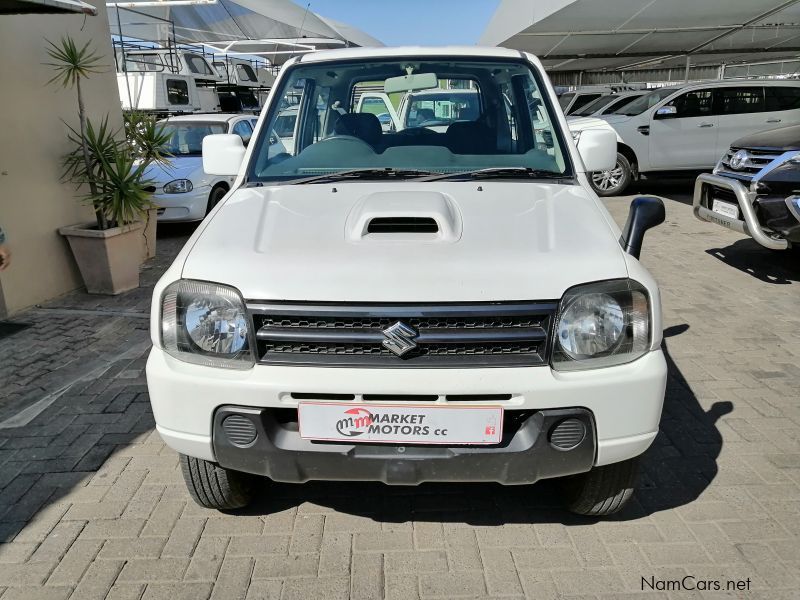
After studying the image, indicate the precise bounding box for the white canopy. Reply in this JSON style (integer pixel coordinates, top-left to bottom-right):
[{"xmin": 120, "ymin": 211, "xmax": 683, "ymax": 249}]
[
  {"xmin": 1, "ymin": 0, "xmax": 96, "ymax": 14},
  {"xmin": 109, "ymin": 0, "xmax": 382, "ymax": 64},
  {"xmin": 481, "ymin": 0, "xmax": 800, "ymax": 73}
]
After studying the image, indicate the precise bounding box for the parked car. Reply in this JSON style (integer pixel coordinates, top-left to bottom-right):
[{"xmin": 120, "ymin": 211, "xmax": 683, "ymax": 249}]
[
  {"xmin": 569, "ymin": 81, "xmax": 800, "ymax": 196},
  {"xmin": 568, "ymin": 91, "xmax": 646, "ymax": 118},
  {"xmin": 693, "ymin": 124, "xmax": 800, "ymax": 251},
  {"xmin": 558, "ymin": 86, "xmax": 613, "ymax": 115},
  {"xmin": 146, "ymin": 46, "xmax": 668, "ymax": 517},
  {"xmin": 146, "ymin": 114, "xmax": 259, "ymax": 222}
]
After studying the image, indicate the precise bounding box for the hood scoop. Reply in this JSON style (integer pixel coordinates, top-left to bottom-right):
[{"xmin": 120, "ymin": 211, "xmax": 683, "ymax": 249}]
[
  {"xmin": 367, "ymin": 217, "xmax": 439, "ymax": 234},
  {"xmin": 346, "ymin": 191, "xmax": 462, "ymax": 242}
]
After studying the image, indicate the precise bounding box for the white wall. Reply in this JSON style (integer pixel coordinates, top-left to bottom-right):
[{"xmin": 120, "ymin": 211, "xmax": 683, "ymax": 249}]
[{"xmin": 0, "ymin": 5, "xmax": 124, "ymax": 316}]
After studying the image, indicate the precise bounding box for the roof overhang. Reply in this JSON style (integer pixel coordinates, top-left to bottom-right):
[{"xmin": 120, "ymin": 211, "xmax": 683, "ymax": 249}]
[
  {"xmin": 482, "ymin": 0, "xmax": 800, "ymax": 72},
  {"xmin": 1, "ymin": 0, "xmax": 97, "ymax": 14}
]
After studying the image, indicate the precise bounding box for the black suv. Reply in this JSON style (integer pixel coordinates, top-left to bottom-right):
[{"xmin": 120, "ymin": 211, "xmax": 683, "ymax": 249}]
[{"xmin": 693, "ymin": 124, "xmax": 800, "ymax": 251}]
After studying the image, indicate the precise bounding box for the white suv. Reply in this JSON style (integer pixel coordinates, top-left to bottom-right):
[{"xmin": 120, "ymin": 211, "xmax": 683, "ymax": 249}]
[
  {"xmin": 569, "ymin": 81, "xmax": 800, "ymax": 196},
  {"xmin": 146, "ymin": 47, "xmax": 668, "ymax": 516}
]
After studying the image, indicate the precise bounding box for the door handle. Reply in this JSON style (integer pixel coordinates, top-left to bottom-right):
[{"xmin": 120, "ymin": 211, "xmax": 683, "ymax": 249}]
[
  {"xmin": 637, "ymin": 126, "xmax": 650, "ymax": 136},
  {"xmin": 767, "ymin": 118, "xmax": 782, "ymax": 123},
  {"xmin": 698, "ymin": 122, "xmax": 714, "ymax": 128}
]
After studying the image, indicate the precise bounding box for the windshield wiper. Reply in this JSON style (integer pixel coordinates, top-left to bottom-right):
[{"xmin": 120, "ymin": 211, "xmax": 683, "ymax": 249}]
[
  {"xmin": 288, "ymin": 168, "xmax": 438, "ymax": 185},
  {"xmin": 417, "ymin": 167, "xmax": 566, "ymax": 182}
]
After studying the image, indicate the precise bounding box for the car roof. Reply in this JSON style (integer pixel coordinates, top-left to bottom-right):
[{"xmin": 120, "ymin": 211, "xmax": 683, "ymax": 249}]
[
  {"xmin": 298, "ymin": 46, "xmax": 523, "ymax": 64},
  {"xmin": 162, "ymin": 113, "xmax": 250, "ymax": 123}
]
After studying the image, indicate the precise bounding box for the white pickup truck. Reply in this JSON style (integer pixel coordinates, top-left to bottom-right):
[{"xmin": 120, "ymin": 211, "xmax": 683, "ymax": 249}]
[{"xmin": 146, "ymin": 46, "xmax": 668, "ymax": 516}]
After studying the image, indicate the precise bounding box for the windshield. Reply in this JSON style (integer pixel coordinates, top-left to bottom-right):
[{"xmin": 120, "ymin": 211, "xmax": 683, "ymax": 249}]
[
  {"xmin": 403, "ymin": 90, "xmax": 481, "ymax": 128},
  {"xmin": 572, "ymin": 95, "xmax": 619, "ymax": 116},
  {"xmin": 248, "ymin": 58, "xmax": 570, "ymax": 183},
  {"xmin": 610, "ymin": 88, "xmax": 679, "ymax": 115},
  {"xmin": 160, "ymin": 121, "xmax": 226, "ymax": 156},
  {"xmin": 558, "ymin": 93, "xmax": 574, "ymax": 109}
]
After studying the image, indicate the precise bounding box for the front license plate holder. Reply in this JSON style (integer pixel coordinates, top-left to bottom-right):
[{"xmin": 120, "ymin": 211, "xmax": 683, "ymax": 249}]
[
  {"xmin": 712, "ymin": 199, "xmax": 739, "ymax": 220},
  {"xmin": 298, "ymin": 402, "xmax": 504, "ymax": 445}
]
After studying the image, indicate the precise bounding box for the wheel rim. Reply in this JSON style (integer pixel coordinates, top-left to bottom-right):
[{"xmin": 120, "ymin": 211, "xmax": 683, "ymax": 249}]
[{"xmin": 591, "ymin": 161, "xmax": 625, "ymax": 192}]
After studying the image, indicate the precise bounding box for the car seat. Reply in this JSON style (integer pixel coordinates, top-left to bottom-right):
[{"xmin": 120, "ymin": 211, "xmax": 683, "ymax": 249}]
[{"xmin": 333, "ymin": 113, "xmax": 382, "ymax": 148}]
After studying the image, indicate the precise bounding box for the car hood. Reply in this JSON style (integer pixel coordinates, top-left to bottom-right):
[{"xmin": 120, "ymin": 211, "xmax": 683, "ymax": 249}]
[
  {"xmin": 181, "ymin": 182, "xmax": 629, "ymax": 302},
  {"xmin": 144, "ymin": 157, "xmax": 203, "ymax": 185},
  {"xmin": 731, "ymin": 124, "xmax": 800, "ymax": 152}
]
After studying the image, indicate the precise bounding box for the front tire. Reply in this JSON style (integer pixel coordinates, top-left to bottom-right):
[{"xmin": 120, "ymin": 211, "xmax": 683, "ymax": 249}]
[
  {"xmin": 180, "ymin": 454, "xmax": 254, "ymax": 510},
  {"xmin": 590, "ymin": 152, "xmax": 633, "ymax": 197},
  {"xmin": 560, "ymin": 456, "xmax": 639, "ymax": 516},
  {"xmin": 205, "ymin": 185, "xmax": 228, "ymax": 216}
]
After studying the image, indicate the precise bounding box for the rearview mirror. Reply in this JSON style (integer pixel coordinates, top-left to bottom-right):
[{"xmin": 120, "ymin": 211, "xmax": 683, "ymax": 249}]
[
  {"xmin": 576, "ymin": 129, "xmax": 617, "ymax": 172},
  {"xmin": 203, "ymin": 134, "xmax": 246, "ymax": 176},
  {"xmin": 654, "ymin": 105, "xmax": 677, "ymax": 119},
  {"xmin": 384, "ymin": 72, "xmax": 438, "ymax": 94},
  {"xmin": 620, "ymin": 197, "xmax": 665, "ymax": 259}
]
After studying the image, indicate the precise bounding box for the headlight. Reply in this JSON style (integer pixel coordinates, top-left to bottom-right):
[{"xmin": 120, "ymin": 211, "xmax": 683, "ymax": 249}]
[
  {"xmin": 571, "ymin": 130, "xmax": 582, "ymax": 143},
  {"xmin": 160, "ymin": 280, "xmax": 254, "ymax": 369},
  {"xmin": 552, "ymin": 279, "xmax": 650, "ymax": 371},
  {"xmin": 164, "ymin": 179, "xmax": 193, "ymax": 194}
]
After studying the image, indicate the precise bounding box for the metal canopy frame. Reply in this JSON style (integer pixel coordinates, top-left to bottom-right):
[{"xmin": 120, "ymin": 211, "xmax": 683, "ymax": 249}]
[{"xmin": 482, "ymin": 0, "xmax": 800, "ymax": 74}]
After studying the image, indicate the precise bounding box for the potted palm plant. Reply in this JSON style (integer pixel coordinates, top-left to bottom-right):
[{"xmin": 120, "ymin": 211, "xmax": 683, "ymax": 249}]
[{"xmin": 48, "ymin": 37, "xmax": 156, "ymax": 294}]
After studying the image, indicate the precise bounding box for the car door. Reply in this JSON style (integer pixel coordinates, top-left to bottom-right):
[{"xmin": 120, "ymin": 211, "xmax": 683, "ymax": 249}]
[
  {"xmin": 648, "ymin": 88, "xmax": 718, "ymax": 170},
  {"xmin": 764, "ymin": 84, "xmax": 800, "ymax": 131},
  {"xmin": 713, "ymin": 86, "xmax": 766, "ymax": 157}
]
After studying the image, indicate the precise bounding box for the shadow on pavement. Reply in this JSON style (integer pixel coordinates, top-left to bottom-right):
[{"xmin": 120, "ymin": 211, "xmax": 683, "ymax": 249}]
[{"xmin": 706, "ymin": 239, "xmax": 799, "ymax": 285}]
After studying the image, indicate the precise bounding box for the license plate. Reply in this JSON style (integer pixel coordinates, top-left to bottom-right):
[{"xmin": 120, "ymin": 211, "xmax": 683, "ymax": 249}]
[
  {"xmin": 712, "ymin": 199, "xmax": 739, "ymax": 220},
  {"xmin": 298, "ymin": 402, "xmax": 504, "ymax": 445}
]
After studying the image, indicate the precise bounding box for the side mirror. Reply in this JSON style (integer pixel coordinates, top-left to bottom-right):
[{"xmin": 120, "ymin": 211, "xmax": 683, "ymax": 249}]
[
  {"xmin": 576, "ymin": 128, "xmax": 617, "ymax": 172},
  {"xmin": 654, "ymin": 105, "xmax": 677, "ymax": 119},
  {"xmin": 620, "ymin": 196, "xmax": 665, "ymax": 259},
  {"xmin": 203, "ymin": 134, "xmax": 246, "ymax": 176}
]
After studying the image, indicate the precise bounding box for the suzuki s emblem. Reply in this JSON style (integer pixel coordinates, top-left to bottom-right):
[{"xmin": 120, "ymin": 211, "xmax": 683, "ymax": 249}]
[
  {"xmin": 729, "ymin": 149, "xmax": 749, "ymax": 170},
  {"xmin": 382, "ymin": 321, "xmax": 419, "ymax": 357}
]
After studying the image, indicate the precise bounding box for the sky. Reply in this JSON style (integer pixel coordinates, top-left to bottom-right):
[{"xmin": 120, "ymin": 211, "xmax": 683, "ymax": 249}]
[{"xmin": 292, "ymin": 0, "xmax": 500, "ymax": 46}]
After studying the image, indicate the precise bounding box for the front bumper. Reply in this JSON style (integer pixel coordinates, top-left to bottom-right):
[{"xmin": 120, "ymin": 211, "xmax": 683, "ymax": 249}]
[
  {"xmin": 146, "ymin": 346, "xmax": 667, "ymax": 471},
  {"xmin": 693, "ymin": 173, "xmax": 791, "ymax": 250},
  {"xmin": 152, "ymin": 186, "xmax": 211, "ymax": 222},
  {"xmin": 211, "ymin": 405, "xmax": 596, "ymax": 485}
]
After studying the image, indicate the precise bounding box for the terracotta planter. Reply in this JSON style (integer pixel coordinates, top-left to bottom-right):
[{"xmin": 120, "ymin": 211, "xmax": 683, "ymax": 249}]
[
  {"xmin": 141, "ymin": 207, "xmax": 158, "ymax": 261},
  {"xmin": 59, "ymin": 221, "xmax": 144, "ymax": 295}
]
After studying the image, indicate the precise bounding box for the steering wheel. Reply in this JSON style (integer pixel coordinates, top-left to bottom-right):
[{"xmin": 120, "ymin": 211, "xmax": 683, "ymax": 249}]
[{"xmin": 315, "ymin": 134, "xmax": 375, "ymax": 151}]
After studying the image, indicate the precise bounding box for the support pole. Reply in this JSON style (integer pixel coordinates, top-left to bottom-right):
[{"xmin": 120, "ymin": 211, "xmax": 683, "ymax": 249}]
[{"xmin": 684, "ymin": 54, "xmax": 691, "ymax": 83}]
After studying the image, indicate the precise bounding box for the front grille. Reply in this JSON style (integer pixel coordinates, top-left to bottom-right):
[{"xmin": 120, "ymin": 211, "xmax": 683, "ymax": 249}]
[
  {"xmin": 248, "ymin": 302, "xmax": 557, "ymax": 367},
  {"xmin": 717, "ymin": 146, "xmax": 784, "ymax": 179}
]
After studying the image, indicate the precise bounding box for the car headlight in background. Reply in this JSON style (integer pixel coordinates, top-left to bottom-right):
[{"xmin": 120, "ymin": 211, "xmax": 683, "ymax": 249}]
[
  {"xmin": 160, "ymin": 280, "xmax": 254, "ymax": 369},
  {"xmin": 163, "ymin": 179, "xmax": 193, "ymax": 194},
  {"xmin": 552, "ymin": 279, "xmax": 650, "ymax": 371}
]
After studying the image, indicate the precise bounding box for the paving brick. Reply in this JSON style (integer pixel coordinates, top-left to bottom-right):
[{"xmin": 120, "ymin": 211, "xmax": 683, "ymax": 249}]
[
  {"xmin": 117, "ymin": 558, "xmax": 190, "ymax": 583},
  {"xmin": 226, "ymin": 535, "xmax": 290, "ymax": 557},
  {"xmin": 281, "ymin": 577, "xmax": 350, "ymax": 600},
  {"xmin": 383, "ymin": 550, "xmax": 448, "ymax": 574},
  {"xmin": 351, "ymin": 552, "xmax": 382, "ymax": 600},
  {"xmin": 69, "ymin": 558, "xmax": 125, "ymax": 600},
  {"xmin": 184, "ymin": 535, "xmax": 229, "ymax": 582},
  {"xmin": 98, "ymin": 537, "xmax": 167, "ymax": 561},
  {"xmin": 243, "ymin": 580, "xmax": 282, "ymax": 600},
  {"xmin": 252, "ymin": 554, "xmax": 319, "ymax": 579},
  {"xmin": 46, "ymin": 538, "xmax": 104, "ymax": 586},
  {"xmin": 210, "ymin": 556, "xmax": 253, "ymax": 600},
  {"xmin": 418, "ymin": 571, "xmax": 486, "ymax": 598},
  {"xmin": 1, "ymin": 587, "xmax": 72, "ymax": 600},
  {"xmin": 141, "ymin": 582, "xmax": 213, "ymax": 600}
]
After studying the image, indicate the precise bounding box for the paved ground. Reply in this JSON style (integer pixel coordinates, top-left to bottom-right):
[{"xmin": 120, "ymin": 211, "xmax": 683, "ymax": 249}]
[{"xmin": 0, "ymin": 181, "xmax": 798, "ymax": 599}]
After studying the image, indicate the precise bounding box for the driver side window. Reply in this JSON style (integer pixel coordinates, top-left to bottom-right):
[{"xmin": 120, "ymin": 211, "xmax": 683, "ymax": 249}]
[{"xmin": 665, "ymin": 89, "xmax": 713, "ymax": 118}]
